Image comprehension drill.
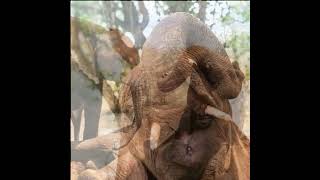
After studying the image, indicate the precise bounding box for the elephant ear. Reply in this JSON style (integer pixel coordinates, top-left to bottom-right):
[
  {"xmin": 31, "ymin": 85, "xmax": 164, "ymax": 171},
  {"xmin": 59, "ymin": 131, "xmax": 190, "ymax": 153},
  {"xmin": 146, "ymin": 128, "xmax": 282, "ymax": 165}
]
[{"xmin": 71, "ymin": 17, "xmax": 99, "ymax": 84}]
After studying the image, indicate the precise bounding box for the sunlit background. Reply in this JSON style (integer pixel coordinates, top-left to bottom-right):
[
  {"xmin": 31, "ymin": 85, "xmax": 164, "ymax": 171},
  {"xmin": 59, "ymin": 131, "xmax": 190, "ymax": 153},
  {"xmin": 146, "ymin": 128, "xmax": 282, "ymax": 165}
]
[{"xmin": 71, "ymin": 1, "xmax": 250, "ymax": 139}]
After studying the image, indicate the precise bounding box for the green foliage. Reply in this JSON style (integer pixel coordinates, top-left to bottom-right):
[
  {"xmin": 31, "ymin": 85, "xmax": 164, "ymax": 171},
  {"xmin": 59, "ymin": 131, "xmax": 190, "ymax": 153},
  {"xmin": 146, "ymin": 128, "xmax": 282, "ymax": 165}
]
[
  {"xmin": 230, "ymin": 2, "xmax": 250, "ymax": 23},
  {"xmin": 221, "ymin": 13, "xmax": 233, "ymax": 25},
  {"xmin": 217, "ymin": 1, "xmax": 250, "ymax": 79},
  {"xmin": 77, "ymin": 18, "xmax": 107, "ymax": 36},
  {"xmin": 162, "ymin": 1, "xmax": 195, "ymax": 15},
  {"xmin": 245, "ymin": 65, "xmax": 250, "ymax": 80},
  {"xmin": 227, "ymin": 32, "xmax": 250, "ymax": 59}
]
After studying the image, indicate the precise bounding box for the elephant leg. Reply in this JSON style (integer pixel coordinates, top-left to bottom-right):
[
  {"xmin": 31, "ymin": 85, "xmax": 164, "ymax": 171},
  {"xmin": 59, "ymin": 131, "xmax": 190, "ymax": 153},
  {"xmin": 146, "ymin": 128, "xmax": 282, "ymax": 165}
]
[
  {"xmin": 83, "ymin": 96, "xmax": 102, "ymax": 140},
  {"xmin": 72, "ymin": 106, "xmax": 83, "ymax": 142},
  {"xmin": 79, "ymin": 150, "xmax": 148, "ymax": 180}
]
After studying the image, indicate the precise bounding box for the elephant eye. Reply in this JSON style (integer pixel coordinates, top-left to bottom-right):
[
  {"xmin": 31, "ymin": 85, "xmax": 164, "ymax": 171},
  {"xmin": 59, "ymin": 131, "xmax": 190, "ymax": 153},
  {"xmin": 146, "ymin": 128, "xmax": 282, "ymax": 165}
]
[
  {"xmin": 194, "ymin": 114, "xmax": 213, "ymax": 129},
  {"xmin": 162, "ymin": 72, "xmax": 168, "ymax": 78}
]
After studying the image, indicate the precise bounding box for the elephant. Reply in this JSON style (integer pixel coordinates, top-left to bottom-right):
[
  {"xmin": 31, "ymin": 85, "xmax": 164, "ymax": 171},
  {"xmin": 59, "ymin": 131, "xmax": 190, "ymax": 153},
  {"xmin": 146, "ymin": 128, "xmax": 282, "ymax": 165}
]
[
  {"xmin": 74, "ymin": 12, "xmax": 249, "ymax": 180},
  {"xmin": 71, "ymin": 17, "xmax": 139, "ymax": 141}
]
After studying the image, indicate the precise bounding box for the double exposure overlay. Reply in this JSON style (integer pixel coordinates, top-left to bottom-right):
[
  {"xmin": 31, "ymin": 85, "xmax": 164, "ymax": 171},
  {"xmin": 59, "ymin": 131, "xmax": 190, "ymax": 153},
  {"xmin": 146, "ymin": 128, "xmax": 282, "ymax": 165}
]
[{"xmin": 71, "ymin": 1, "xmax": 250, "ymax": 179}]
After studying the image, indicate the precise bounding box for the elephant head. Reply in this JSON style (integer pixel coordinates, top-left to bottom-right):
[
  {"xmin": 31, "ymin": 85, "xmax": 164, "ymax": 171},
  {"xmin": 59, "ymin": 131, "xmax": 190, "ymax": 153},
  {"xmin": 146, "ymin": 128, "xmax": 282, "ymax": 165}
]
[
  {"xmin": 71, "ymin": 17, "xmax": 139, "ymax": 83},
  {"xmin": 124, "ymin": 12, "xmax": 245, "ymax": 144},
  {"xmin": 118, "ymin": 12, "xmax": 248, "ymax": 179}
]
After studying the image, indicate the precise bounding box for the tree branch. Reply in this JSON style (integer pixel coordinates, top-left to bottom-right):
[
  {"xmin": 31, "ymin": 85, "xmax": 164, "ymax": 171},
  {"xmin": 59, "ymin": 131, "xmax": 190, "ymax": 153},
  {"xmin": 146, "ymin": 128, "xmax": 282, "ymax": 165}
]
[
  {"xmin": 138, "ymin": 1, "xmax": 149, "ymax": 30},
  {"xmin": 114, "ymin": 16, "xmax": 125, "ymax": 28},
  {"xmin": 118, "ymin": 1, "xmax": 147, "ymax": 49},
  {"xmin": 121, "ymin": 1, "xmax": 139, "ymax": 31},
  {"xmin": 197, "ymin": 1, "xmax": 207, "ymax": 22}
]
